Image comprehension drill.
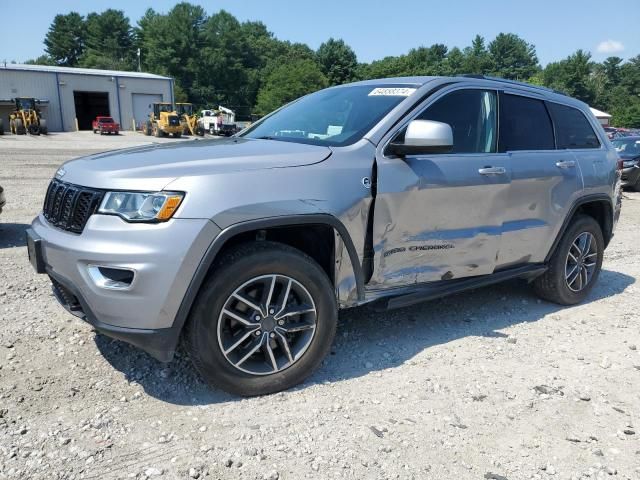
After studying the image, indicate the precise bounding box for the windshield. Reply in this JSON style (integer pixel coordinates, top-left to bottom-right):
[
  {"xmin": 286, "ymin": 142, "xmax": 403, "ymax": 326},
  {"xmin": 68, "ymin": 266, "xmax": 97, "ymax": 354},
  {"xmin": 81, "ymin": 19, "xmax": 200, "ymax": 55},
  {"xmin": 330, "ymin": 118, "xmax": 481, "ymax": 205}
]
[
  {"xmin": 177, "ymin": 104, "xmax": 193, "ymax": 115},
  {"xmin": 242, "ymin": 85, "xmax": 418, "ymax": 147},
  {"xmin": 612, "ymin": 138, "xmax": 640, "ymax": 156},
  {"xmin": 17, "ymin": 98, "xmax": 35, "ymax": 110}
]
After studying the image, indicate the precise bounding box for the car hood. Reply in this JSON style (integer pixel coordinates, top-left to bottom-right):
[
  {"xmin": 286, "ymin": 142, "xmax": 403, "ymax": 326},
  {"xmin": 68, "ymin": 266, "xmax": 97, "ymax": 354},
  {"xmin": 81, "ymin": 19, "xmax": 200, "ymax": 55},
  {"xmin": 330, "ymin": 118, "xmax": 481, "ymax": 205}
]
[
  {"xmin": 618, "ymin": 153, "xmax": 640, "ymax": 160},
  {"xmin": 58, "ymin": 138, "xmax": 332, "ymax": 191}
]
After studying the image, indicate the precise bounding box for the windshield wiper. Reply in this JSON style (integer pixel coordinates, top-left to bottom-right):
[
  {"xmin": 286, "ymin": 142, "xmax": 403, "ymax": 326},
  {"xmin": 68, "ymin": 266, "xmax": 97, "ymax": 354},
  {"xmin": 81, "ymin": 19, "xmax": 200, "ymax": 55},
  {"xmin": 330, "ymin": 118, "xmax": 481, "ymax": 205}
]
[{"xmin": 254, "ymin": 135, "xmax": 278, "ymax": 140}]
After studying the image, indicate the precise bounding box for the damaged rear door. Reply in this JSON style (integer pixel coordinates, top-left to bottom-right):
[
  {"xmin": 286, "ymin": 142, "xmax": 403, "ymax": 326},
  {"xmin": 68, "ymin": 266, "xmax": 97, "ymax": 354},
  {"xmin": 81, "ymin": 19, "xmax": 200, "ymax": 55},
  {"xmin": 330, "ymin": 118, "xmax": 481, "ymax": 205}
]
[{"xmin": 369, "ymin": 87, "xmax": 510, "ymax": 288}]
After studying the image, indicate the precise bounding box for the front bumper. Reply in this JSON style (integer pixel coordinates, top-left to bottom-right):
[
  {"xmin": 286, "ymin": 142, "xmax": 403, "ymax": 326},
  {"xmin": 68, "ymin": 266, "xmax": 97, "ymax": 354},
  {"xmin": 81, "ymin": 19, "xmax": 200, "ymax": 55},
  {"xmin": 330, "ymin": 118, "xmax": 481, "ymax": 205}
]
[
  {"xmin": 621, "ymin": 165, "xmax": 640, "ymax": 187},
  {"xmin": 30, "ymin": 213, "xmax": 220, "ymax": 360}
]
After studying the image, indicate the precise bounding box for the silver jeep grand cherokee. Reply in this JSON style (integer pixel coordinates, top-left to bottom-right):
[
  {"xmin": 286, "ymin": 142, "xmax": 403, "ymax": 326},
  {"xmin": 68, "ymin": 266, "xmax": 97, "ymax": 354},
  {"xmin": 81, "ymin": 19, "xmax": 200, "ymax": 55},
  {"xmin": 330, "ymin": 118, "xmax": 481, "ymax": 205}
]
[{"xmin": 27, "ymin": 76, "xmax": 622, "ymax": 396}]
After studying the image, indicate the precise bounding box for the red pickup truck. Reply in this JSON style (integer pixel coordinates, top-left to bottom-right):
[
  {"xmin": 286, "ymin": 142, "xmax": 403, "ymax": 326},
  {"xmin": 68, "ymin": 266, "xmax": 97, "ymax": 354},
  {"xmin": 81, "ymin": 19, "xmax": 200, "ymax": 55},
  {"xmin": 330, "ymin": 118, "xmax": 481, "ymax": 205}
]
[{"xmin": 92, "ymin": 116, "xmax": 119, "ymax": 135}]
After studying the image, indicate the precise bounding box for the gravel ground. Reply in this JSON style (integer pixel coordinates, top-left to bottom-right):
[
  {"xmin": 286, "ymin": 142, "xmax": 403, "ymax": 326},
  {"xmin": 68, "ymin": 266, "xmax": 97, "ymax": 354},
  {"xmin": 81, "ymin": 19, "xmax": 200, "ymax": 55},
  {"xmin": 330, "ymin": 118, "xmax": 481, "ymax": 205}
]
[{"xmin": 0, "ymin": 132, "xmax": 639, "ymax": 480}]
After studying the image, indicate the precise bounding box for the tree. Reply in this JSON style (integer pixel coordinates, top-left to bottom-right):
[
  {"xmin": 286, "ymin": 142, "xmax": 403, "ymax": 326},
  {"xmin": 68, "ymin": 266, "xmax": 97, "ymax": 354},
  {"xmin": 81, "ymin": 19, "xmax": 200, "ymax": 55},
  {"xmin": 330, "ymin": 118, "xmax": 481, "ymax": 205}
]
[
  {"xmin": 44, "ymin": 12, "xmax": 86, "ymax": 66},
  {"xmin": 194, "ymin": 10, "xmax": 253, "ymax": 106},
  {"xmin": 462, "ymin": 35, "xmax": 493, "ymax": 75},
  {"xmin": 81, "ymin": 9, "xmax": 135, "ymax": 70},
  {"xmin": 255, "ymin": 59, "xmax": 327, "ymax": 114},
  {"xmin": 138, "ymin": 4, "xmax": 206, "ymax": 97},
  {"xmin": 316, "ymin": 38, "xmax": 358, "ymax": 85},
  {"xmin": 542, "ymin": 50, "xmax": 595, "ymax": 105},
  {"xmin": 488, "ymin": 33, "xmax": 539, "ymax": 80},
  {"xmin": 24, "ymin": 55, "xmax": 57, "ymax": 66}
]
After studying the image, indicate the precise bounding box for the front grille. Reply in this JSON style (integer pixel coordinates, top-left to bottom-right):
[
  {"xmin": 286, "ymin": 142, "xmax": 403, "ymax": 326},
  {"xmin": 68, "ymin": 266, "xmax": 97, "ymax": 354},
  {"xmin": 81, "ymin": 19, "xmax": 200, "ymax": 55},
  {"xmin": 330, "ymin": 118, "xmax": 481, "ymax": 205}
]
[
  {"xmin": 43, "ymin": 179, "xmax": 104, "ymax": 233},
  {"xmin": 168, "ymin": 115, "xmax": 180, "ymax": 126}
]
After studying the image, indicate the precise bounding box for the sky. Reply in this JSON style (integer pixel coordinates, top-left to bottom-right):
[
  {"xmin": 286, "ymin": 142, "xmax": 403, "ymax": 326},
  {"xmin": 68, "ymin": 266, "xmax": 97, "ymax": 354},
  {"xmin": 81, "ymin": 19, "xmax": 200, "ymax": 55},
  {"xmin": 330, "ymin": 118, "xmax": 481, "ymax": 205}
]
[{"xmin": 1, "ymin": 0, "xmax": 639, "ymax": 66}]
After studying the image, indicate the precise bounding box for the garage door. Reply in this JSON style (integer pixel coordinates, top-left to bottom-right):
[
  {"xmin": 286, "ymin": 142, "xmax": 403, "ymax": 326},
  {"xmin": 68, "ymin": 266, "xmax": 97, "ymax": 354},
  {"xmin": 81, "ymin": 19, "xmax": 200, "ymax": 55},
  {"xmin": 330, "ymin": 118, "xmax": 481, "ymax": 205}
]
[{"xmin": 132, "ymin": 93, "xmax": 162, "ymax": 129}]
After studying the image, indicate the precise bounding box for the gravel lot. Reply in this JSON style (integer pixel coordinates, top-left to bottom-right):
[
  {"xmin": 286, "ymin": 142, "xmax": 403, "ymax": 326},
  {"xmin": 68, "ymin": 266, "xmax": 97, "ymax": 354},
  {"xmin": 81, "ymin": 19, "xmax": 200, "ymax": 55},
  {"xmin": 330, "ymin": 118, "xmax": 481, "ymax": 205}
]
[{"xmin": 0, "ymin": 132, "xmax": 639, "ymax": 480}]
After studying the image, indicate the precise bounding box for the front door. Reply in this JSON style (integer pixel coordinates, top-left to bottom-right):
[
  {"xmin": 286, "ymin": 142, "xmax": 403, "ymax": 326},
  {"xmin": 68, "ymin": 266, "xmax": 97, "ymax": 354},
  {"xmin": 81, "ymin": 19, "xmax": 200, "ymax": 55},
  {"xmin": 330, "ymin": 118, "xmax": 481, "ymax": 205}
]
[{"xmin": 370, "ymin": 88, "xmax": 510, "ymax": 288}]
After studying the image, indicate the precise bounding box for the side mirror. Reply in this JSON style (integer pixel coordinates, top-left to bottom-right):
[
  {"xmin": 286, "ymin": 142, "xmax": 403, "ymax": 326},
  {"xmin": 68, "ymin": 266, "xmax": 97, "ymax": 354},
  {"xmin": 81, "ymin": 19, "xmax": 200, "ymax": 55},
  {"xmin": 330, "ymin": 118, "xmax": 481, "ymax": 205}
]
[{"xmin": 387, "ymin": 119, "xmax": 453, "ymax": 156}]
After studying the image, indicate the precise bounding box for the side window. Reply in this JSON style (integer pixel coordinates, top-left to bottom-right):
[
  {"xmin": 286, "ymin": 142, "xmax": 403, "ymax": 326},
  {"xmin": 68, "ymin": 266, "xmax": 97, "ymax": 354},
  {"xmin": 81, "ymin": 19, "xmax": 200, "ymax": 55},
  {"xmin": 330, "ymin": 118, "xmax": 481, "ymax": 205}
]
[
  {"xmin": 416, "ymin": 89, "xmax": 497, "ymax": 153},
  {"xmin": 499, "ymin": 93, "xmax": 554, "ymax": 151},
  {"xmin": 548, "ymin": 102, "xmax": 601, "ymax": 149}
]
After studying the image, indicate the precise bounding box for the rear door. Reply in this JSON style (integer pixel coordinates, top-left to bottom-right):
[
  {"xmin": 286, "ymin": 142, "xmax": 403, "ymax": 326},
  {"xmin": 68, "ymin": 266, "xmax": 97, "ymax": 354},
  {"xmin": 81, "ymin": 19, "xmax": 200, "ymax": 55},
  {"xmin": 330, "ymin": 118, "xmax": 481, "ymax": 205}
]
[
  {"xmin": 497, "ymin": 92, "xmax": 582, "ymax": 268},
  {"xmin": 370, "ymin": 87, "xmax": 511, "ymax": 288}
]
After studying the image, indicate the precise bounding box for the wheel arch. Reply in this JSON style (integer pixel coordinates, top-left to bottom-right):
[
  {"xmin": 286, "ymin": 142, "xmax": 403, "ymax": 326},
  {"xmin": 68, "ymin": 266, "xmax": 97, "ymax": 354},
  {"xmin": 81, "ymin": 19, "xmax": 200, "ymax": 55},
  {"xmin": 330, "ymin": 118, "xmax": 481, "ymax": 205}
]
[
  {"xmin": 169, "ymin": 214, "xmax": 364, "ymax": 346},
  {"xmin": 545, "ymin": 194, "xmax": 614, "ymax": 263}
]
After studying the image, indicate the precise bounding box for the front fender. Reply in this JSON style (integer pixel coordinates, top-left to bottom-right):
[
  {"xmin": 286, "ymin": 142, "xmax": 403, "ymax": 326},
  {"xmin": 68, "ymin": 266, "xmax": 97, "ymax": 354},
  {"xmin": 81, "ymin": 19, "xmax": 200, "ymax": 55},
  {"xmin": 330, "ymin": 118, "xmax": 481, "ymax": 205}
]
[{"xmin": 166, "ymin": 213, "xmax": 365, "ymax": 355}]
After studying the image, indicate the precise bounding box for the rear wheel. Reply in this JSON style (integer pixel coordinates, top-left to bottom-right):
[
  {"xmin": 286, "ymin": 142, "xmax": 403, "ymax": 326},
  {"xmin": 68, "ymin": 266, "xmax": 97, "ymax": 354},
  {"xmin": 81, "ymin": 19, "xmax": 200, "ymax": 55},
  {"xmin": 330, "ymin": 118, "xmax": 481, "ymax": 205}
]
[
  {"xmin": 154, "ymin": 125, "xmax": 162, "ymax": 137},
  {"xmin": 185, "ymin": 242, "xmax": 338, "ymax": 396},
  {"xmin": 39, "ymin": 119, "xmax": 47, "ymax": 135},
  {"xmin": 534, "ymin": 215, "xmax": 604, "ymax": 305}
]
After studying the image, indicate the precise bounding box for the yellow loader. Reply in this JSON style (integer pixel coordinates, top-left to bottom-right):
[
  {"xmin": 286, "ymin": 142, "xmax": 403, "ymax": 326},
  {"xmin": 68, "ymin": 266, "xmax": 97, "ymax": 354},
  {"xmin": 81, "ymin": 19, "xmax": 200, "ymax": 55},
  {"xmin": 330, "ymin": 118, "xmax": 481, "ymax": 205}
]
[
  {"xmin": 176, "ymin": 103, "xmax": 204, "ymax": 136},
  {"xmin": 9, "ymin": 98, "xmax": 47, "ymax": 135},
  {"xmin": 143, "ymin": 103, "xmax": 183, "ymax": 138}
]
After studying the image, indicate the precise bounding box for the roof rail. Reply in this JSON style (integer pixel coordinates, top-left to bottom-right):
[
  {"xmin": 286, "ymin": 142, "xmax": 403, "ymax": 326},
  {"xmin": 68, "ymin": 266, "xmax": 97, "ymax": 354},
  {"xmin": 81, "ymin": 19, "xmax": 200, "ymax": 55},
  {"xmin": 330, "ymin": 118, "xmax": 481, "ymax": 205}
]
[{"xmin": 456, "ymin": 74, "xmax": 566, "ymax": 96}]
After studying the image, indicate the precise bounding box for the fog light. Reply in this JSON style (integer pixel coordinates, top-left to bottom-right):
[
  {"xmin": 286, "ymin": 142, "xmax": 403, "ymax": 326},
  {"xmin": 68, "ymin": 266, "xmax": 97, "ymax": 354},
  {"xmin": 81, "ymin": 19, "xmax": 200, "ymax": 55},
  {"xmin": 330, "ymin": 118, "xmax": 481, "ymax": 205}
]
[{"xmin": 87, "ymin": 265, "xmax": 135, "ymax": 290}]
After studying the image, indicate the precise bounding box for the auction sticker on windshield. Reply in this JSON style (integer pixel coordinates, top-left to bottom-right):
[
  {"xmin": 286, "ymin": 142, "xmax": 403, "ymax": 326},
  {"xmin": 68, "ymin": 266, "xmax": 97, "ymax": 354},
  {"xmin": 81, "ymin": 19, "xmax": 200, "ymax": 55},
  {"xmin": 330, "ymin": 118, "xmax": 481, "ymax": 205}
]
[{"xmin": 368, "ymin": 87, "xmax": 417, "ymax": 97}]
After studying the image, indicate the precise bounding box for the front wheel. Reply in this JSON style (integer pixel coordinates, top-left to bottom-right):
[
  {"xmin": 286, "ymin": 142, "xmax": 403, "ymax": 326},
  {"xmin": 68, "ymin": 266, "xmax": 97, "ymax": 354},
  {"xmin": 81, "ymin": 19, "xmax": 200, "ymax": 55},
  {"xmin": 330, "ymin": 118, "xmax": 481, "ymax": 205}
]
[
  {"xmin": 534, "ymin": 215, "xmax": 604, "ymax": 305},
  {"xmin": 185, "ymin": 242, "xmax": 338, "ymax": 396}
]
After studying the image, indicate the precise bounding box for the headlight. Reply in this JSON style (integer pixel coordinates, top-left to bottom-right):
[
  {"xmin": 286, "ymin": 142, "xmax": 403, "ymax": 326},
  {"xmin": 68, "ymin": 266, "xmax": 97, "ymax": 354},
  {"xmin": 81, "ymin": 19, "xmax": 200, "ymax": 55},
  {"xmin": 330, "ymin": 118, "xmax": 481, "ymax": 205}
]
[{"xmin": 98, "ymin": 191, "xmax": 184, "ymax": 222}]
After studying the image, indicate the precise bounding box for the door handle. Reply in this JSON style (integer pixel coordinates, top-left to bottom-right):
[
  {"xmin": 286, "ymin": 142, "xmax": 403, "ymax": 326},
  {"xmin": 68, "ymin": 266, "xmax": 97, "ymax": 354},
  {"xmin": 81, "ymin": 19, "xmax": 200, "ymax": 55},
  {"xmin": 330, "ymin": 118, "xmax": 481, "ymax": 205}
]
[
  {"xmin": 556, "ymin": 160, "xmax": 576, "ymax": 169},
  {"xmin": 478, "ymin": 166, "xmax": 506, "ymax": 176}
]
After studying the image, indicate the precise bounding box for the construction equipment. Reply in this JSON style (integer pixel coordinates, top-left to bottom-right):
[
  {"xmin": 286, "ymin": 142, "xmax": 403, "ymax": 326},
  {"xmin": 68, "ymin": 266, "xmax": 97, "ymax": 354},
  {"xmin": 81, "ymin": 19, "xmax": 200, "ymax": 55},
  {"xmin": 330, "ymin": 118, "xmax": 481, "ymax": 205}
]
[
  {"xmin": 143, "ymin": 103, "xmax": 182, "ymax": 138},
  {"xmin": 176, "ymin": 103, "xmax": 204, "ymax": 136},
  {"xmin": 9, "ymin": 98, "xmax": 47, "ymax": 135}
]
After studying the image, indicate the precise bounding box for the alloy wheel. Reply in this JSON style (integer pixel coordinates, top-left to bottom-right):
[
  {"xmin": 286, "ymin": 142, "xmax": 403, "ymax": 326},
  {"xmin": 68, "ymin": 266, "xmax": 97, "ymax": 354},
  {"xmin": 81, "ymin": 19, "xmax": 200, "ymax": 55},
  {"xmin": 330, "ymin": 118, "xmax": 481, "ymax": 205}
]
[
  {"xmin": 217, "ymin": 274, "xmax": 317, "ymax": 376},
  {"xmin": 565, "ymin": 231, "xmax": 598, "ymax": 292}
]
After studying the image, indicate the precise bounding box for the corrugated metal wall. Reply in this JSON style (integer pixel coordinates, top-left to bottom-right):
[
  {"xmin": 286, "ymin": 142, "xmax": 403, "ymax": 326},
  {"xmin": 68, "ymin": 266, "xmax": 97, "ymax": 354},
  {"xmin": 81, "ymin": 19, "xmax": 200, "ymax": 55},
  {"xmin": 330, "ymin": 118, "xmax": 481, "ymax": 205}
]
[
  {"xmin": 0, "ymin": 68, "xmax": 173, "ymax": 132},
  {"xmin": 0, "ymin": 69, "xmax": 61, "ymax": 131}
]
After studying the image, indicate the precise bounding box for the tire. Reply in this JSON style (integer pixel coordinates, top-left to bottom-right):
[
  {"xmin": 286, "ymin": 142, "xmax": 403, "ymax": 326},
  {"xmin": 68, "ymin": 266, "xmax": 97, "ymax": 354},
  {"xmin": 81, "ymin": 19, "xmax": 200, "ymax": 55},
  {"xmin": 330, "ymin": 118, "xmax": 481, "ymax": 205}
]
[
  {"xmin": 28, "ymin": 124, "xmax": 40, "ymax": 135},
  {"xmin": 534, "ymin": 215, "xmax": 604, "ymax": 305},
  {"xmin": 144, "ymin": 122, "xmax": 152, "ymax": 136},
  {"xmin": 39, "ymin": 119, "xmax": 47, "ymax": 135},
  {"xmin": 154, "ymin": 125, "xmax": 162, "ymax": 138},
  {"xmin": 15, "ymin": 119, "xmax": 25, "ymax": 135},
  {"xmin": 196, "ymin": 126, "xmax": 205, "ymax": 137},
  {"xmin": 0, "ymin": 118, "xmax": 4, "ymax": 135},
  {"xmin": 209, "ymin": 126, "xmax": 215, "ymax": 135},
  {"xmin": 185, "ymin": 241, "xmax": 338, "ymax": 396},
  {"xmin": 174, "ymin": 132, "xmax": 182, "ymax": 138}
]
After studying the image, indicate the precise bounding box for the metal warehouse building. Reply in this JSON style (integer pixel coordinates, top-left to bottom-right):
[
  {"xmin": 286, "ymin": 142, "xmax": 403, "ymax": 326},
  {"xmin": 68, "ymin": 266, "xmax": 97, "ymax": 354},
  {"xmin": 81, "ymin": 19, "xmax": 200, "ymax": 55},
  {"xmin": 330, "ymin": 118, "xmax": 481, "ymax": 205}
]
[{"xmin": 0, "ymin": 64, "xmax": 174, "ymax": 132}]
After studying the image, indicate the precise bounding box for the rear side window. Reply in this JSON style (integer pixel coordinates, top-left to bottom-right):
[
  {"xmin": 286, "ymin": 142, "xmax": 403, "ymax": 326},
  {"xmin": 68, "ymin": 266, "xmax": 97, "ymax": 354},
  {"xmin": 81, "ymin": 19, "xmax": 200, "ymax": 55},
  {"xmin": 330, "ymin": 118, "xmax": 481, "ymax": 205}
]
[
  {"xmin": 548, "ymin": 102, "xmax": 600, "ymax": 149},
  {"xmin": 499, "ymin": 94, "xmax": 554, "ymax": 151},
  {"xmin": 416, "ymin": 89, "xmax": 497, "ymax": 153}
]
